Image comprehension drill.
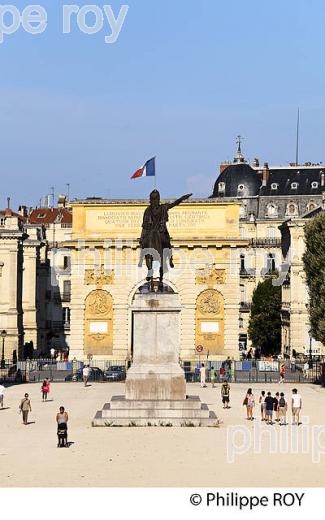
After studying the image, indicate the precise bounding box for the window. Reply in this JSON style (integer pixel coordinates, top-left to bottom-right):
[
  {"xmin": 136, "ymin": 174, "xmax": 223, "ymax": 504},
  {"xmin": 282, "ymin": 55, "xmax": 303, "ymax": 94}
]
[
  {"xmin": 240, "ymin": 255, "xmax": 246, "ymax": 272},
  {"xmin": 240, "ymin": 284, "xmax": 246, "ymax": 303},
  {"xmin": 267, "ymin": 226, "xmax": 276, "ymax": 239},
  {"xmin": 311, "ymin": 181, "xmax": 319, "ymax": 189},
  {"xmin": 63, "ymin": 280, "xmax": 71, "ymax": 300},
  {"xmin": 291, "ymin": 182, "xmax": 298, "ymax": 190},
  {"xmin": 239, "ymin": 317, "xmax": 244, "ymax": 329},
  {"xmin": 63, "ymin": 256, "xmax": 70, "ymax": 270},
  {"xmin": 62, "ymin": 307, "xmax": 70, "ymax": 324},
  {"xmin": 267, "ymin": 253, "xmax": 276, "ymax": 273},
  {"xmin": 0, "ymin": 218, "xmax": 5, "ymax": 226},
  {"xmin": 239, "ymin": 226, "xmax": 246, "ymax": 239},
  {"xmin": 271, "ymin": 183, "xmax": 279, "ymax": 190}
]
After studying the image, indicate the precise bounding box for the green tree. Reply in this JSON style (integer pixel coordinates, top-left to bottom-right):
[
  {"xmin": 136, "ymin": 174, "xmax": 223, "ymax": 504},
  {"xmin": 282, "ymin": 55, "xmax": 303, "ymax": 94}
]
[
  {"xmin": 303, "ymin": 213, "xmax": 325, "ymax": 345},
  {"xmin": 248, "ymin": 278, "xmax": 282, "ymax": 356}
]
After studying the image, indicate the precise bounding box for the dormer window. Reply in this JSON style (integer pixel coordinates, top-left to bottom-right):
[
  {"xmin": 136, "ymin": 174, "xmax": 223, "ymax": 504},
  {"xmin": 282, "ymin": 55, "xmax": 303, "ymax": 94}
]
[
  {"xmin": 271, "ymin": 183, "xmax": 279, "ymax": 190},
  {"xmin": 237, "ymin": 184, "xmax": 246, "ymax": 197},
  {"xmin": 218, "ymin": 182, "xmax": 225, "ymax": 192},
  {"xmin": 311, "ymin": 181, "xmax": 319, "ymax": 189},
  {"xmin": 291, "ymin": 182, "xmax": 299, "ymax": 190},
  {"xmin": 37, "ymin": 213, "xmax": 46, "ymax": 218}
]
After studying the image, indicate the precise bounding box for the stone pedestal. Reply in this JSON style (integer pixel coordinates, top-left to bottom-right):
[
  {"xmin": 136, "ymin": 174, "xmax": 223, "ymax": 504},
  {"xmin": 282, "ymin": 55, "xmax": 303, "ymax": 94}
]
[{"xmin": 92, "ymin": 291, "xmax": 218, "ymax": 427}]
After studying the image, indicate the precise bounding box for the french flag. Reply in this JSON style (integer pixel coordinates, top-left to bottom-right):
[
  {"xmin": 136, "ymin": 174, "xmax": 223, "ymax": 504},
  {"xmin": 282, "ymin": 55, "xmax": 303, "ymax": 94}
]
[{"xmin": 131, "ymin": 157, "xmax": 156, "ymax": 179}]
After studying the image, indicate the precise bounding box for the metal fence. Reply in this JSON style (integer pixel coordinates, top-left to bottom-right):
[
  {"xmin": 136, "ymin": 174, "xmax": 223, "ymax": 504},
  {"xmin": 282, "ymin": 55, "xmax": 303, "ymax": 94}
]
[{"xmin": 1, "ymin": 358, "xmax": 325, "ymax": 385}]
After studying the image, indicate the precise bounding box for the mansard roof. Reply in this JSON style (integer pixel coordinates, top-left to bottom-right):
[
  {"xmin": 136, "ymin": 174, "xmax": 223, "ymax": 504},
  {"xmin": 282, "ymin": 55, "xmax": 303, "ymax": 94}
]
[
  {"xmin": 261, "ymin": 167, "xmax": 324, "ymax": 196},
  {"xmin": 211, "ymin": 161, "xmax": 324, "ymax": 198}
]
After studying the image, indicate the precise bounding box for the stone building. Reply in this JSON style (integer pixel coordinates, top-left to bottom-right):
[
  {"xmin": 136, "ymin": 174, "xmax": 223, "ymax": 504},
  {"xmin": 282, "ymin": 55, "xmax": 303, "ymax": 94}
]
[
  {"xmin": 210, "ymin": 142, "xmax": 324, "ymax": 353},
  {"xmin": 0, "ymin": 205, "xmax": 44, "ymax": 360},
  {"xmin": 279, "ymin": 204, "xmax": 325, "ymax": 357}
]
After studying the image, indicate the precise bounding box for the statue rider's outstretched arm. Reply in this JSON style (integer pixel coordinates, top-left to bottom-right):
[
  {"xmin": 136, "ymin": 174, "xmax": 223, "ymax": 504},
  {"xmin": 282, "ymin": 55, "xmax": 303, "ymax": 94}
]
[{"xmin": 166, "ymin": 193, "xmax": 192, "ymax": 210}]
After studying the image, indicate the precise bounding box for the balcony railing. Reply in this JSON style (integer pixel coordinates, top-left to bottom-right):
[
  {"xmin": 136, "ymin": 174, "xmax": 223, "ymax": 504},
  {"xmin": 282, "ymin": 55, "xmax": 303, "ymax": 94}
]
[
  {"xmin": 240, "ymin": 268, "xmax": 256, "ymax": 278},
  {"xmin": 62, "ymin": 292, "xmax": 71, "ymax": 302},
  {"xmin": 240, "ymin": 302, "xmax": 251, "ymax": 312},
  {"xmin": 250, "ymin": 238, "xmax": 281, "ymax": 247}
]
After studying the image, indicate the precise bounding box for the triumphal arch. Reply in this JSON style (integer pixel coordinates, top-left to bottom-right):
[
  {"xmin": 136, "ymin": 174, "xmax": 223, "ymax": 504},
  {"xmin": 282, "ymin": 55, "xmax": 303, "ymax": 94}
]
[{"xmin": 65, "ymin": 197, "xmax": 246, "ymax": 361}]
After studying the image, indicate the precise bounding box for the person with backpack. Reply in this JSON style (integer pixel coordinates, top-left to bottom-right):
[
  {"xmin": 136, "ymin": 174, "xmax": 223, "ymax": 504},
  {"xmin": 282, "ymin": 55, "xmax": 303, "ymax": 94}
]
[
  {"xmin": 273, "ymin": 392, "xmax": 280, "ymax": 422},
  {"xmin": 278, "ymin": 392, "xmax": 288, "ymax": 425},
  {"xmin": 221, "ymin": 380, "xmax": 230, "ymax": 409}
]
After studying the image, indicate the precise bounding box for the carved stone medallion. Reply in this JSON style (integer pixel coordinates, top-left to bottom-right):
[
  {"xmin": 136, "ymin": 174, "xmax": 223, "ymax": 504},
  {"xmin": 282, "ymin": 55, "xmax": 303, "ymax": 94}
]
[
  {"xmin": 197, "ymin": 290, "xmax": 221, "ymax": 314},
  {"xmin": 87, "ymin": 290, "xmax": 112, "ymax": 316}
]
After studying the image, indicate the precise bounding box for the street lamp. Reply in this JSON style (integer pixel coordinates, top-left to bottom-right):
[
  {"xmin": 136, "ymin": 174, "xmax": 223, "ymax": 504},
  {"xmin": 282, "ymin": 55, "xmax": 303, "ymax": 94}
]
[{"xmin": 1, "ymin": 330, "xmax": 7, "ymax": 369}]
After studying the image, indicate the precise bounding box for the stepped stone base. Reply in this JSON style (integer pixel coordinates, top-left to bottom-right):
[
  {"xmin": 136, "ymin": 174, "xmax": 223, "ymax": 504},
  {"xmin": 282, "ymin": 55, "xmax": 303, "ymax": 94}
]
[{"xmin": 92, "ymin": 395, "xmax": 219, "ymax": 427}]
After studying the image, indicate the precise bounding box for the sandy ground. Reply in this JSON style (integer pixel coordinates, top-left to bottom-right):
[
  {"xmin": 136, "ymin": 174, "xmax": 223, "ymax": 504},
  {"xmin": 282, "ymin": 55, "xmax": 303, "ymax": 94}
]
[{"xmin": 0, "ymin": 381, "xmax": 325, "ymax": 487}]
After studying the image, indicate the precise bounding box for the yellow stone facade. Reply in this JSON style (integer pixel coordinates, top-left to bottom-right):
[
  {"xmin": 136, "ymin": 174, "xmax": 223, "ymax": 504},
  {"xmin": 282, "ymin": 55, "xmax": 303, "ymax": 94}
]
[{"xmin": 66, "ymin": 199, "xmax": 246, "ymax": 361}]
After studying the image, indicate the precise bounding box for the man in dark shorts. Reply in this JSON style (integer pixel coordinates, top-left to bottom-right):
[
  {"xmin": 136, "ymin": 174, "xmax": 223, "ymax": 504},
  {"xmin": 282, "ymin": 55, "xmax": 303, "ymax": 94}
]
[
  {"xmin": 264, "ymin": 391, "xmax": 275, "ymax": 424},
  {"xmin": 221, "ymin": 380, "xmax": 230, "ymax": 409}
]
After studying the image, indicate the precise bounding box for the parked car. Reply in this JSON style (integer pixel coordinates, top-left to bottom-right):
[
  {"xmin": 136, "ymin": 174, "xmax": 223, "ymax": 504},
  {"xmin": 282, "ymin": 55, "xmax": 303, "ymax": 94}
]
[
  {"xmin": 104, "ymin": 366, "xmax": 126, "ymax": 381},
  {"xmin": 65, "ymin": 367, "xmax": 104, "ymax": 382}
]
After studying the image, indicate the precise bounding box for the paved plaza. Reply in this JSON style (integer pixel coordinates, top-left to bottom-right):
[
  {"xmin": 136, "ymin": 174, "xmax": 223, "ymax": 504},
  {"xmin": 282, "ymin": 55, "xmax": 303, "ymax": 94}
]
[{"xmin": 0, "ymin": 382, "xmax": 325, "ymax": 487}]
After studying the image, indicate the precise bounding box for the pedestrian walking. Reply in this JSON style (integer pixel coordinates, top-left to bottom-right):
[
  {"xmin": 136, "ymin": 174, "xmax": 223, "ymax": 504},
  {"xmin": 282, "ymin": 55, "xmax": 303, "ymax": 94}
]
[
  {"xmin": 210, "ymin": 366, "xmax": 217, "ymax": 388},
  {"xmin": 279, "ymin": 364, "xmax": 285, "ymax": 383},
  {"xmin": 264, "ymin": 392, "xmax": 275, "ymax": 424},
  {"xmin": 221, "ymin": 379, "xmax": 230, "ymax": 408},
  {"xmin": 277, "ymin": 392, "xmax": 288, "ymax": 425},
  {"xmin": 243, "ymin": 388, "xmax": 255, "ymax": 420},
  {"xmin": 83, "ymin": 365, "xmax": 90, "ymax": 387},
  {"xmin": 303, "ymin": 362, "xmax": 309, "ymax": 379},
  {"xmin": 41, "ymin": 378, "xmax": 50, "ymax": 401},
  {"xmin": 200, "ymin": 363, "xmax": 206, "ymax": 388},
  {"xmin": 19, "ymin": 393, "xmax": 32, "ymax": 425},
  {"xmin": 0, "ymin": 384, "xmax": 5, "ymax": 408},
  {"xmin": 291, "ymin": 388, "xmax": 302, "ymax": 425},
  {"xmin": 259, "ymin": 390, "xmax": 266, "ymax": 421}
]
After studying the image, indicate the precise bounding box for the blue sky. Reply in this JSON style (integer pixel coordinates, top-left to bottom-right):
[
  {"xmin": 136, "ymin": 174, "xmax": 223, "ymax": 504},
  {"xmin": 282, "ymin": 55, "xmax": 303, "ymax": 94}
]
[{"xmin": 1, "ymin": 0, "xmax": 325, "ymax": 207}]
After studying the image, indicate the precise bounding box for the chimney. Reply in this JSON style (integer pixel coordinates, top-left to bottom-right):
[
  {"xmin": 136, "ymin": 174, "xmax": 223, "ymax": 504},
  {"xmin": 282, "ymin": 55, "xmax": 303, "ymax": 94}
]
[
  {"xmin": 262, "ymin": 162, "xmax": 270, "ymax": 186},
  {"xmin": 252, "ymin": 158, "xmax": 260, "ymax": 168},
  {"xmin": 58, "ymin": 194, "xmax": 67, "ymax": 208},
  {"xmin": 321, "ymin": 171, "xmax": 325, "ymax": 187},
  {"xmin": 19, "ymin": 205, "xmax": 28, "ymax": 217},
  {"xmin": 7, "ymin": 197, "xmax": 10, "ymax": 209},
  {"xmin": 220, "ymin": 162, "xmax": 229, "ymax": 174}
]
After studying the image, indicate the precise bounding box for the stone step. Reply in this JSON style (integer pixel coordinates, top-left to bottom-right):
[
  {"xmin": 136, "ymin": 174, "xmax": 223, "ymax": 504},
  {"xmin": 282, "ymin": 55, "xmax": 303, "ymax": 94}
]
[
  {"xmin": 109, "ymin": 395, "xmax": 202, "ymax": 410},
  {"xmin": 101, "ymin": 402, "xmax": 210, "ymax": 419},
  {"xmin": 92, "ymin": 410, "xmax": 218, "ymax": 427}
]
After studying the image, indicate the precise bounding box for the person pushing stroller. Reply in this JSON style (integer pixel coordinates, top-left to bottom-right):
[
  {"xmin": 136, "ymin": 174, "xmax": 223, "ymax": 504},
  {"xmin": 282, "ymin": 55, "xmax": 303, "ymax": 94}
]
[{"xmin": 56, "ymin": 406, "xmax": 69, "ymax": 448}]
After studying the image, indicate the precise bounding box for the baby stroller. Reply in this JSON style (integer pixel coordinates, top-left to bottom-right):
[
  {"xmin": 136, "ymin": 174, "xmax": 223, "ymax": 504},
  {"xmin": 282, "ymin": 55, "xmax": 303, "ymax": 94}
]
[{"xmin": 57, "ymin": 423, "xmax": 68, "ymax": 448}]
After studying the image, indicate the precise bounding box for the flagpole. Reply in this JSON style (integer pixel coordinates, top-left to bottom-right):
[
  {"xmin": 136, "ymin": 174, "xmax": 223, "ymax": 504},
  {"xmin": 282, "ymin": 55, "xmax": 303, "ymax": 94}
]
[{"xmin": 154, "ymin": 156, "xmax": 157, "ymax": 189}]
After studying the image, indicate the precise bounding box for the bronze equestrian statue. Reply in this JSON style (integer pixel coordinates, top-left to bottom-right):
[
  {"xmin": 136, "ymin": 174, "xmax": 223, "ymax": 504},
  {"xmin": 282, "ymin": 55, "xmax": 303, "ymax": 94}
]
[{"xmin": 139, "ymin": 190, "xmax": 192, "ymax": 289}]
